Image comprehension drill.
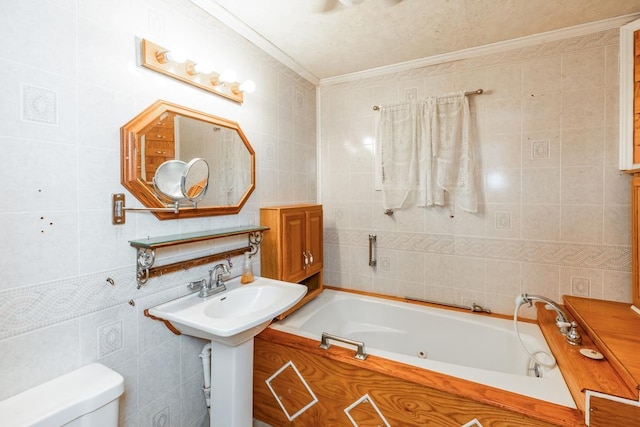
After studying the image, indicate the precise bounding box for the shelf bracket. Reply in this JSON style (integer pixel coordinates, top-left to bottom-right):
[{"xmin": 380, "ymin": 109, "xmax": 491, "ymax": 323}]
[
  {"xmin": 248, "ymin": 231, "xmax": 264, "ymax": 255},
  {"xmin": 136, "ymin": 248, "xmax": 156, "ymax": 288}
]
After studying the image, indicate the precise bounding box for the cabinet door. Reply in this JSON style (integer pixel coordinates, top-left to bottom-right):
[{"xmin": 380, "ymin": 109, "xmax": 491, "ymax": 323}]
[
  {"xmin": 305, "ymin": 208, "xmax": 323, "ymax": 276},
  {"xmin": 633, "ymin": 175, "xmax": 640, "ymax": 310},
  {"xmin": 282, "ymin": 210, "xmax": 307, "ymax": 282}
]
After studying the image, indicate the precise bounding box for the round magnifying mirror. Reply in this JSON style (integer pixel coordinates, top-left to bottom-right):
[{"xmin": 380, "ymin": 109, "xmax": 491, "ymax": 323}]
[
  {"xmin": 153, "ymin": 160, "xmax": 188, "ymax": 202},
  {"xmin": 181, "ymin": 158, "xmax": 209, "ymax": 203}
]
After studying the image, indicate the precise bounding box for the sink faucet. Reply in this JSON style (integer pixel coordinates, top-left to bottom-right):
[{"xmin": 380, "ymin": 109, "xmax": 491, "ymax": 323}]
[
  {"xmin": 516, "ymin": 294, "xmax": 582, "ymax": 345},
  {"xmin": 198, "ymin": 263, "xmax": 229, "ymax": 298}
]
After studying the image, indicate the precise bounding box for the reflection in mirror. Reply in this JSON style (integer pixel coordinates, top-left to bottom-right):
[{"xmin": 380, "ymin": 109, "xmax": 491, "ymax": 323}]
[
  {"xmin": 175, "ymin": 117, "xmax": 252, "ymax": 206},
  {"xmin": 153, "ymin": 158, "xmax": 209, "ymax": 205},
  {"xmin": 121, "ymin": 100, "xmax": 255, "ymax": 219}
]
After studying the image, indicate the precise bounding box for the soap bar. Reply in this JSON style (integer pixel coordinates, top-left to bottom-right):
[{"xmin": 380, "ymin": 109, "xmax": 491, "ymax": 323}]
[{"xmin": 579, "ymin": 348, "xmax": 604, "ymax": 360}]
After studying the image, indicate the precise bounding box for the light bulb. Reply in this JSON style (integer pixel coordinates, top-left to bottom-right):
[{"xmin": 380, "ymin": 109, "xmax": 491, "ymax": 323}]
[
  {"xmin": 166, "ymin": 48, "xmax": 188, "ymax": 64},
  {"xmin": 218, "ymin": 69, "xmax": 237, "ymax": 84},
  {"xmin": 238, "ymin": 80, "xmax": 256, "ymax": 93},
  {"xmin": 194, "ymin": 62, "xmax": 215, "ymax": 75}
]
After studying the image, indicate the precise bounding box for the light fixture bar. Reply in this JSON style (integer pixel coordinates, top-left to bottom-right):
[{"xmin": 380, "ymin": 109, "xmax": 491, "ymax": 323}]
[{"xmin": 139, "ymin": 38, "xmax": 245, "ymax": 104}]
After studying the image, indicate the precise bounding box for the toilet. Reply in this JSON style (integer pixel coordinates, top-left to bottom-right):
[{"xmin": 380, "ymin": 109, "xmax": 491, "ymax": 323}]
[{"xmin": 0, "ymin": 363, "xmax": 124, "ymax": 426}]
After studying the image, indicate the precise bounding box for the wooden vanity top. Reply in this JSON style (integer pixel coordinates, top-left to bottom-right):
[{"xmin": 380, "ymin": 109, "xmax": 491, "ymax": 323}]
[{"xmin": 562, "ymin": 296, "xmax": 640, "ymax": 396}]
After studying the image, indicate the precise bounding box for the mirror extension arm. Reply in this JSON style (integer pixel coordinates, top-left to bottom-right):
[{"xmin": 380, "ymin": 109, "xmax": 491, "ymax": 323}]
[{"xmin": 112, "ymin": 193, "xmax": 180, "ymax": 225}]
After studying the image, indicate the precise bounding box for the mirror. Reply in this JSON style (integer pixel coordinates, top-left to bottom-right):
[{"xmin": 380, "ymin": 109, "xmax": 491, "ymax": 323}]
[{"xmin": 121, "ymin": 100, "xmax": 255, "ymax": 219}]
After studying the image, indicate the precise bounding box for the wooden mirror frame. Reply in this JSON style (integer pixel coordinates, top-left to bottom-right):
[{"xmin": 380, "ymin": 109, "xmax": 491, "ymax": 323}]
[{"xmin": 121, "ymin": 100, "xmax": 255, "ymax": 219}]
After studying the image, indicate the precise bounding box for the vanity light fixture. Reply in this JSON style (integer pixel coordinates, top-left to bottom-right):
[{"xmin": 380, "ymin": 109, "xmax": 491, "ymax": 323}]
[{"xmin": 139, "ymin": 38, "xmax": 255, "ymax": 104}]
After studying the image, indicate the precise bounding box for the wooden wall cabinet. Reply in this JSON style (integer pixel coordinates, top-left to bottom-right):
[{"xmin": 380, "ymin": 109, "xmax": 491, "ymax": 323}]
[
  {"xmin": 260, "ymin": 204, "xmax": 323, "ymax": 317},
  {"xmin": 632, "ymin": 175, "xmax": 640, "ymax": 310}
]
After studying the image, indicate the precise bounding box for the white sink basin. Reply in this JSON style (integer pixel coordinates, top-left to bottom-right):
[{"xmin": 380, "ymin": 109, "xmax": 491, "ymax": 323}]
[{"xmin": 148, "ymin": 276, "xmax": 307, "ymax": 346}]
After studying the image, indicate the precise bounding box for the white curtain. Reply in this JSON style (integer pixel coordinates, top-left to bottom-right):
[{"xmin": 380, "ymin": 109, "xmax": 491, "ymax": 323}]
[{"xmin": 378, "ymin": 92, "xmax": 477, "ymax": 213}]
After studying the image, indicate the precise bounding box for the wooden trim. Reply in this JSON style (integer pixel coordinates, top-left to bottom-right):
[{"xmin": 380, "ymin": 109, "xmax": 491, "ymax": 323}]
[
  {"xmin": 147, "ymin": 246, "xmax": 251, "ymax": 278},
  {"xmin": 140, "ymin": 39, "xmax": 244, "ymax": 103},
  {"xmin": 143, "ymin": 309, "xmax": 182, "ymax": 335}
]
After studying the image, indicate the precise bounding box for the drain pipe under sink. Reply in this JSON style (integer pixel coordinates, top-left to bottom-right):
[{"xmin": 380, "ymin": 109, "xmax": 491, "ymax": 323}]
[{"xmin": 199, "ymin": 343, "xmax": 212, "ymax": 412}]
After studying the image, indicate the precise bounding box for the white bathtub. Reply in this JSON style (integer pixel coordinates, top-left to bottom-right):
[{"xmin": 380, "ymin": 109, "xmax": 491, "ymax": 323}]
[{"xmin": 269, "ymin": 289, "xmax": 576, "ymax": 408}]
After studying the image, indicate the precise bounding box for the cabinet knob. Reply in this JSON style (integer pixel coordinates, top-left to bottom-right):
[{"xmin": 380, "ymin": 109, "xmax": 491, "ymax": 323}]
[
  {"xmin": 303, "ymin": 251, "xmax": 309, "ymax": 267},
  {"xmin": 307, "ymin": 251, "xmax": 314, "ymax": 264}
]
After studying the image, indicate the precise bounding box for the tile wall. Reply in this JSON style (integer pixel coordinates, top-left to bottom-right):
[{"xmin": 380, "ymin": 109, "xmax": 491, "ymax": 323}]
[
  {"xmin": 0, "ymin": 0, "xmax": 316, "ymax": 425},
  {"xmin": 320, "ymin": 28, "xmax": 632, "ymax": 317}
]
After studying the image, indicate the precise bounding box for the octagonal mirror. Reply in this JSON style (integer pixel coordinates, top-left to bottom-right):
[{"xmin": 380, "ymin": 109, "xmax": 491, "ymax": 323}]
[{"xmin": 121, "ymin": 100, "xmax": 255, "ymax": 219}]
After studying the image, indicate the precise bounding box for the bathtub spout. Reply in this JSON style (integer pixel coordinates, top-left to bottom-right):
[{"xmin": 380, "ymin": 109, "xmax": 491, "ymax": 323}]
[{"xmin": 516, "ymin": 294, "xmax": 572, "ymax": 335}]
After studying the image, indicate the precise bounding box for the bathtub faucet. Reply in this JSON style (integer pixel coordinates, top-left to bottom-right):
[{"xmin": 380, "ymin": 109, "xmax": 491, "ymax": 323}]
[{"xmin": 515, "ymin": 294, "xmax": 582, "ymax": 345}]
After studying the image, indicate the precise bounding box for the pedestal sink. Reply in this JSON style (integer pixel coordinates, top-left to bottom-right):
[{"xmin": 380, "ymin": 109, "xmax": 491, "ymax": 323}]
[{"xmin": 148, "ymin": 276, "xmax": 307, "ymax": 427}]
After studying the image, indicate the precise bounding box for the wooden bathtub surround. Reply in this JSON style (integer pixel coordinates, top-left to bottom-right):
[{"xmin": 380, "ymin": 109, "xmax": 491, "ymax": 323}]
[
  {"xmin": 536, "ymin": 302, "xmax": 636, "ymax": 413},
  {"xmin": 560, "ymin": 296, "xmax": 640, "ymax": 426},
  {"xmin": 563, "ymin": 296, "xmax": 640, "ymax": 396},
  {"xmin": 254, "ymin": 328, "xmax": 585, "ymax": 427}
]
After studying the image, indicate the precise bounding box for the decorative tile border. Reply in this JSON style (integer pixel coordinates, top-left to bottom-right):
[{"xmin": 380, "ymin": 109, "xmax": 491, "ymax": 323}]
[
  {"xmin": 325, "ymin": 228, "xmax": 631, "ymax": 272},
  {"xmin": 0, "ymin": 251, "xmax": 223, "ymax": 340}
]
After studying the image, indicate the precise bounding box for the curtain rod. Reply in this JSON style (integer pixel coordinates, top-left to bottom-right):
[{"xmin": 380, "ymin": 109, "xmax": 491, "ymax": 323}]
[{"xmin": 372, "ymin": 89, "xmax": 484, "ymax": 111}]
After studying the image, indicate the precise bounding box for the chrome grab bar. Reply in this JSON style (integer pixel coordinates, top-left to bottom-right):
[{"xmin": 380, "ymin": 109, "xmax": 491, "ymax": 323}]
[
  {"xmin": 368, "ymin": 234, "xmax": 377, "ymax": 267},
  {"xmin": 405, "ymin": 296, "xmax": 491, "ymax": 314},
  {"xmin": 319, "ymin": 332, "xmax": 368, "ymax": 360}
]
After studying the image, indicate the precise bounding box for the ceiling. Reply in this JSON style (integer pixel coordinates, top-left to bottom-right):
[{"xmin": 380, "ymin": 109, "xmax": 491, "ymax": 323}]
[{"xmin": 193, "ymin": 0, "xmax": 640, "ymax": 83}]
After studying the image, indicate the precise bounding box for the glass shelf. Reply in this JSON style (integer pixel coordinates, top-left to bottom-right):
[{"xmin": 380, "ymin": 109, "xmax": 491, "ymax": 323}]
[{"xmin": 129, "ymin": 225, "xmax": 269, "ymax": 249}]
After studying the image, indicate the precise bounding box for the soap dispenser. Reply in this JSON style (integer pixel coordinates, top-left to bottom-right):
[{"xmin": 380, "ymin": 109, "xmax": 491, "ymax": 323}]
[{"xmin": 240, "ymin": 252, "xmax": 254, "ymax": 284}]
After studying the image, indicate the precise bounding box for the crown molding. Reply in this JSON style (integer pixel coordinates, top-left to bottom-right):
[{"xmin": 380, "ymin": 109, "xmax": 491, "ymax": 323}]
[
  {"xmin": 190, "ymin": 0, "xmax": 321, "ymax": 85},
  {"xmin": 319, "ymin": 12, "xmax": 640, "ymax": 86}
]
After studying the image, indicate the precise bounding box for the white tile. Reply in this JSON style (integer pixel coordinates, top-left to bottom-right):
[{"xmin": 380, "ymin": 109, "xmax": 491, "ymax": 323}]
[
  {"xmin": 1, "ymin": 212, "xmax": 79, "ymax": 286},
  {"xmin": 0, "ymin": 137, "xmax": 78, "ymax": 213},
  {"xmin": 79, "ymin": 302, "xmax": 137, "ymax": 367},
  {"xmin": 138, "ymin": 338, "xmax": 180, "ymax": 408},
  {"xmin": 561, "ymin": 48, "xmax": 605, "ymax": 91},
  {"xmin": 0, "ymin": 321, "xmax": 79, "ymax": 400},
  {"xmin": 0, "ymin": 1, "xmax": 76, "ymax": 75}
]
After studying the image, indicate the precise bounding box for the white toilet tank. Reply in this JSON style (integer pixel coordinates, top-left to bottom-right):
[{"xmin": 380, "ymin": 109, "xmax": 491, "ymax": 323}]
[{"xmin": 0, "ymin": 363, "xmax": 124, "ymax": 427}]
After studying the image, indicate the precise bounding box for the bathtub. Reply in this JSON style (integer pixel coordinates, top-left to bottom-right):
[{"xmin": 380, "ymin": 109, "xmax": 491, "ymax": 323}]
[{"xmin": 268, "ymin": 289, "xmax": 576, "ymax": 409}]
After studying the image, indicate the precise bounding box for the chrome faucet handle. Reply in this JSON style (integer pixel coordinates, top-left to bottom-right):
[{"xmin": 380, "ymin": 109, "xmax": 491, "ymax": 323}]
[
  {"xmin": 565, "ymin": 321, "xmax": 582, "ymax": 346},
  {"xmin": 188, "ymin": 279, "xmax": 206, "ymax": 291}
]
